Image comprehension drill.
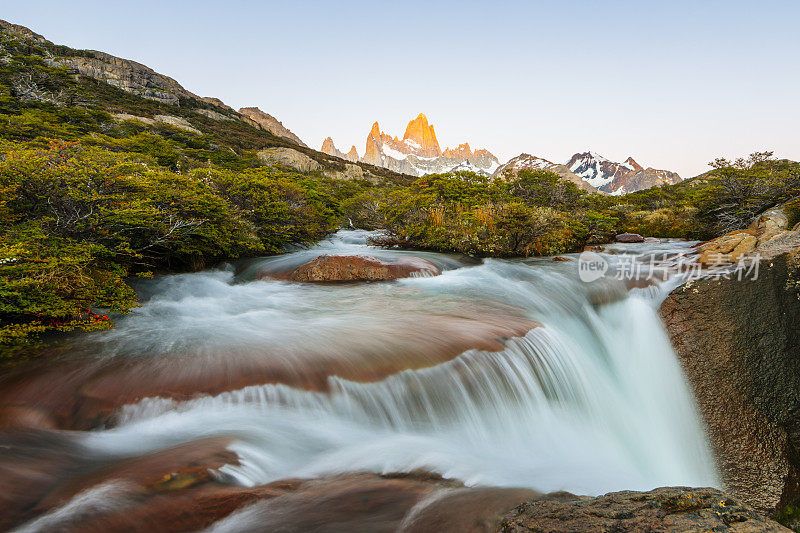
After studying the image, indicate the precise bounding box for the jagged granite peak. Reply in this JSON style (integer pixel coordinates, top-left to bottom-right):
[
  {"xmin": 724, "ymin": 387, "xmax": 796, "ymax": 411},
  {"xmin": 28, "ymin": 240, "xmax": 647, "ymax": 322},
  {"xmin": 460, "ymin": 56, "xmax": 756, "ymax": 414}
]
[
  {"xmin": 345, "ymin": 145, "xmax": 359, "ymax": 162},
  {"xmin": 369, "ymin": 121, "xmax": 381, "ymax": 139},
  {"xmin": 442, "ymin": 143, "xmax": 472, "ymax": 160},
  {"xmin": 332, "ymin": 114, "xmax": 498, "ymax": 176},
  {"xmin": 238, "ymin": 107, "xmax": 308, "ymax": 147},
  {"xmin": 494, "ymin": 153, "xmax": 598, "ymax": 193},
  {"xmin": 321, "ymin": 137, "xmax": 359, "ymax": 162},
  {"xmin": 321, "ymin": 136, "xmax": 338, "ymax": 156},
  {"xmin": 402, "ymin": 113, "xmax": 441, "ymax": 157}
]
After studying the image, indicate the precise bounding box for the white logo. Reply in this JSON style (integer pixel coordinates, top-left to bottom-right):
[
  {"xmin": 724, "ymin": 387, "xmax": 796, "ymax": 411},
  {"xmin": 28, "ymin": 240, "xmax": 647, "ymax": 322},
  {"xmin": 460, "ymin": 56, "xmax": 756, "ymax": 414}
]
[{"xmin": 578, "ymin": 251, "xmax": 608, "ymax": 283}]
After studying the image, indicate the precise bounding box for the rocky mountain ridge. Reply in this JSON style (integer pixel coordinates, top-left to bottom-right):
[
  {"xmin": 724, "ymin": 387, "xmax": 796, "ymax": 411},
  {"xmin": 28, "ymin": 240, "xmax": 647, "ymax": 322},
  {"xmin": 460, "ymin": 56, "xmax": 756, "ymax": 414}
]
[
  {"xmin": 566, "ymin": 151, "xmax": 681, "ymax": 193},
  {"xmin": 322, "ymin": 113, "xmax": 501, "ymax": 177},
  {"xmin": 238, "ymin": 107, "xmax": 308, "ymax": 147},
  {"xmin": 494, "ymin": 150, "xmax": 681, "ymax": 194},
  {"xmin": 492, "ymin": 153, "xmax": 599, "ymax": 193}
]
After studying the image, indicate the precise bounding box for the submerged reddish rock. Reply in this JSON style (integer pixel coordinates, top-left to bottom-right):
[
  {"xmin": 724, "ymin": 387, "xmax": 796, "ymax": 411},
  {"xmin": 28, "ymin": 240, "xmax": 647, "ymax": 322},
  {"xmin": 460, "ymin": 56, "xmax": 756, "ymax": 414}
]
[{"xmin": 277, "ymin": 254, "xmax": 441, "ymax": 282}]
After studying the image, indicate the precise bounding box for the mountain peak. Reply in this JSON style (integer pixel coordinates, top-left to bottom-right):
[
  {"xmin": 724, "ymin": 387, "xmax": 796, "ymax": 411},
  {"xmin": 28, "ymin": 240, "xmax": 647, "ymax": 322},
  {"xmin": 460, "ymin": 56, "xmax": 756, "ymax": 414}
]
[
  {"xmin": 369, "ymin": 121, "xmax": 381, "ymax": 138},
  {"xmin": 321, "ymin": 136, "xmax": 336, "ymax": 153},
  {"xmin": 325, "ymin": 114, "xmax": 497, "ymax": 176},
  {"xmin": 624, "ymin": 157, "xmax": 643, "ymax": 171},
  {"xmin": 402, "ymin": 113, "xmax": 441, "ymax": 157}
]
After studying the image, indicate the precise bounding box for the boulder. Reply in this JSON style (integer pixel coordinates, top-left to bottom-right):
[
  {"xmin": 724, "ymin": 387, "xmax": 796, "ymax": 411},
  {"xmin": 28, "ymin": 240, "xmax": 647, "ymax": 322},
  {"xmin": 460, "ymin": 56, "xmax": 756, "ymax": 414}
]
[
  {"xmin": 551, "ymin": 256, "xmax": 572, "ymax": 262},
  {"xmin": 730, "ymin": 234, "xmax": 758, "ymax": 262},
  {"xmin": 659, "ymin": 251, "xmax": 800, "ymax": 512},
  {"xmin": 501, "ymin": 487, "xmax": 788, "ymax": 532},
  {"xmin": 257, "ymin": 147, "xmax": 322, "ymax": 172},
  {"xmin": 284, "ymin": 254, "xmax": 440, "ymax": 282},
  {"xmin": 615, "ymin": 233, "xmax": 644, "ymax": 243},
  {"xmin": 697, "ymin": 201, "xmax": 798, "ymax": 265}
]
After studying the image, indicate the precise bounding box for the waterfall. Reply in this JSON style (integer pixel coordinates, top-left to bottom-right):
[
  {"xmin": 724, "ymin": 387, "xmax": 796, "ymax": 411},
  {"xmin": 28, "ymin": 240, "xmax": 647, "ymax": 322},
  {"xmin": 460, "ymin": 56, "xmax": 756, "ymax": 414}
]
[{"xmin": 78, "ymin": 232, "xmax": 719, "ymax": 496}]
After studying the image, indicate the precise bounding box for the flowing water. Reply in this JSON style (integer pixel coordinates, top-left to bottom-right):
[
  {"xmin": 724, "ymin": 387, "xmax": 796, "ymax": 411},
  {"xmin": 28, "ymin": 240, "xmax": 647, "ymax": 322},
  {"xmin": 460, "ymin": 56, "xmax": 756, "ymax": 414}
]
[{"xmin": 1, "ymin": 230, "xmax": 719, "ymax": 530}]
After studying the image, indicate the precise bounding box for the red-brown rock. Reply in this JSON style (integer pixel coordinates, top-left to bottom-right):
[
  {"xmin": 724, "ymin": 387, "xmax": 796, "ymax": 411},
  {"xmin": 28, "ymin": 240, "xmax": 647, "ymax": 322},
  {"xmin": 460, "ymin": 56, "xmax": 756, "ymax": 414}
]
[
  {"xmin": 285, "ymin": 254, "xmax": 440, "ymax": 282},
  {"xmin": 615, "ymin": 233, "xmax": 645, "ymax": 243}
]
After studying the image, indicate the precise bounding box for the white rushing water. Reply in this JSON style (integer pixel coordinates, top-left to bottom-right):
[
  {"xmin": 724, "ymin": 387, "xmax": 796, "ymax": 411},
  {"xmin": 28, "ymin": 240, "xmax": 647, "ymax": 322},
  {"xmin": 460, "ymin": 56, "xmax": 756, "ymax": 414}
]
[{"xmin": 78, "ymin": 230, "xmax": 719, "ymax": 497}]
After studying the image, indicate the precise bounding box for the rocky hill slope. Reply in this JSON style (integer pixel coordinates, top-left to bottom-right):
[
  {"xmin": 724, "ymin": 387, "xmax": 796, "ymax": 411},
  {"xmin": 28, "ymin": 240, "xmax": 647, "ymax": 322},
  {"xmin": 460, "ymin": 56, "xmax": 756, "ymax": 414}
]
[{"xmin": 0, "ymin": 19, "xmax": 408, "ymax": 184}]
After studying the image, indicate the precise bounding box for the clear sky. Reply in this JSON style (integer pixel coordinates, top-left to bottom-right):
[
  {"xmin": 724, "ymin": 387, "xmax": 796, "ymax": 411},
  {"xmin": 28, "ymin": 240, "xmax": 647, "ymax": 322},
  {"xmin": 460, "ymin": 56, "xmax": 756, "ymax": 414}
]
[{"xmin": 5, "ymin": 0, "xmax": 799, "ymax": 177}]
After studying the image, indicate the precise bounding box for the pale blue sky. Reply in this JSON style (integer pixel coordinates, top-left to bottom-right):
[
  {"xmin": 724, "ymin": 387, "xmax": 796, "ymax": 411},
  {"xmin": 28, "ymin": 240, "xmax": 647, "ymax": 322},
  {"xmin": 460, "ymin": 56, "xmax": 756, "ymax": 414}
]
[{"xmin": 5, "ymin": 1, "xmax": 799, "ymax": 177}]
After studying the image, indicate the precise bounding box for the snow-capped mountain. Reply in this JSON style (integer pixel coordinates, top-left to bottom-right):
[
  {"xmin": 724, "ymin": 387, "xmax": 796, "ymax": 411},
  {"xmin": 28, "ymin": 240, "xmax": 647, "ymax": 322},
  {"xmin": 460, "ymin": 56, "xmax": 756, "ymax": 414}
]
[
  {"xmin": 321, "ymin": 114, "xmax": 500, "ymax": 177},
  {"xmin": 321, "ymin": 119, "xmax": 680, "ymax": 193},
  {"xmin": 566, "ymin": 151, "xmax": 680, "ymax": 193},
  {"xmin": 566, "ymin": 151, "xmax": 639, "ymax": 190},
  {"xmin": 493, "ymin": 153, "xmax": 598, "ymax": 192}
]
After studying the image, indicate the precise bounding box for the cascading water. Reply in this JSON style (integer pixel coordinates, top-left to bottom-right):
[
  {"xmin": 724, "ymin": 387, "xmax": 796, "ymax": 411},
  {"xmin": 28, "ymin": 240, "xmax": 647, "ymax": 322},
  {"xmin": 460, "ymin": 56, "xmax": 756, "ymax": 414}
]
[
  {"xmin": 80, "ymin": 231, "xmax": 719, "ymax": 493},
  {"xmin": 4, "ymin": 230, "xmax": 720, "ymax": 530}
]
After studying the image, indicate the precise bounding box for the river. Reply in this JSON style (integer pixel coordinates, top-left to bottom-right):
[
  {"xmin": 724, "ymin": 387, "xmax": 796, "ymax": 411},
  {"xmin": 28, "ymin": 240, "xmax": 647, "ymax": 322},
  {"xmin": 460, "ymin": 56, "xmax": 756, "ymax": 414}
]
[{"xmin": 1, "ymin": 230, "xmax": 719, "ymax": 531}]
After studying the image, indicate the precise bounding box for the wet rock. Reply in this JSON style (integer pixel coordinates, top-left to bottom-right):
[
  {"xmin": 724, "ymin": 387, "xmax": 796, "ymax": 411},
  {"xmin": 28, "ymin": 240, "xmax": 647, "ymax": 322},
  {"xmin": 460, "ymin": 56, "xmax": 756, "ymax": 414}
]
[
  {"xmin": 644, "ymin": 237, "xmax": 662, "ymax": 243},
  {"xmin": 284, "ymin": 254, "xmax": 440, "ymax": 282},
  {"xmin": 615, "ymin": 233, "xmax": 644, "ymax": 243},
  {"xmin": 0, "ymin": 431, "xmax": 87, "ymax": 530},
  {"xmin": 0, "ymin": 406, "xmax": 56, "ymax": 431},
  {"xmin": 33, "ymin": 437, "xmax": 238, "ymax": 512},
  {"xmin": 500, "ymin": 486, "xmax": 788, "ymax": 532},
  {"xmin": 551, "ymin": 256, "xmax": 572, "ymax": 262},
  {"xmin": 659, "ymin": 251, "xmax": 800, "ymax": 512},
  {"xmin": 0, "ymin": 308, "xmax": 538, "ymax": 429},
  {"xmin": 24, "ymin": 471, "xmax": 534, "ymax": 533},
  {"xmin": 202, "ymin": 472, "xmax": 537, "ymax": 533}
]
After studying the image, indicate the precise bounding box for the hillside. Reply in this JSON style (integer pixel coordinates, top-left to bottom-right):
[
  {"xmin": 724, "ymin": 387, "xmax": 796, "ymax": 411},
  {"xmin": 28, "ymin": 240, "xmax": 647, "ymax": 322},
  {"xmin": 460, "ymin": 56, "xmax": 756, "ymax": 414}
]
[
  {"xmin": 0, "ymin": 19, "xmax": 409, "ymax": 184},
  {"xmin": 0, "ymin": 19, "xmax": 416, "ymax": 355}
]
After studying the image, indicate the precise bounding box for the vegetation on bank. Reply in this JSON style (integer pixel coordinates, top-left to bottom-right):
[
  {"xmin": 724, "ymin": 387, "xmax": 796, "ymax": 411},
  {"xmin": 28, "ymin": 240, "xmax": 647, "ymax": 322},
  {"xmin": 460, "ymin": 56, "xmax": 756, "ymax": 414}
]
[
  {"xmin": 0, "ymin": 27, "xmax": 383, "ymax": 356},
  {"xmin": 1, "ymin": 24, "xmax": 799, "ymax": 356},
  {"xmin": 365, "ymin": 154, "xmax": 800, "ymax": 256}
]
